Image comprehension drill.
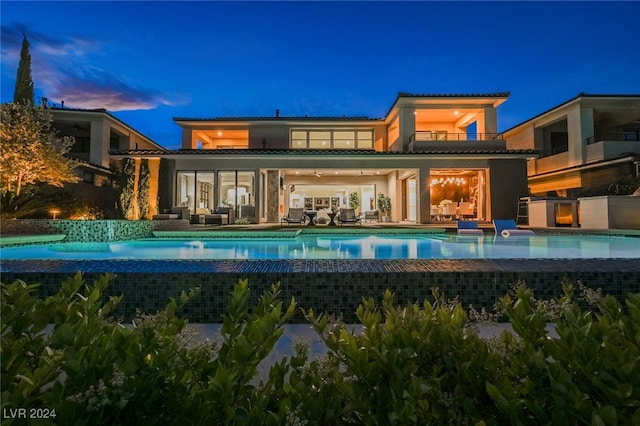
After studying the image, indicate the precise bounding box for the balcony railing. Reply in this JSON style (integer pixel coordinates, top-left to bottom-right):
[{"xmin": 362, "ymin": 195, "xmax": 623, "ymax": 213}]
[
  {"xmin": 586, "ymin": 132, "xmax": 640, "ymax": 145},
  {"xmin": 409, "ymin": 132, "xmax": 503, "ymax": 143}
]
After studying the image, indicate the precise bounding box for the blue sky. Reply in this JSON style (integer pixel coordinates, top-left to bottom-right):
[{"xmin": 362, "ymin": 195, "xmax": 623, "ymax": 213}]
[{"xmin": 1, "ymin": 1, "xmax": 638, "ymax": 149}]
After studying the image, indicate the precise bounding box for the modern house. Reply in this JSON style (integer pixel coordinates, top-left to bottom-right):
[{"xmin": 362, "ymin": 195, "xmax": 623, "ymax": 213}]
[
  {"xmin": 48, "ymin": 106, "xmax": 164, "ymax": 187},
  {"xmin": 42, "ymin": 106, "xmax": 164, "ymax": 217},
  {"xmin": 111, "ymin": 92, "xmax": 537, "ymax": 224},
  {"xmin": 503, "ymin": 94, "xmax": 640, "ymax": 197}
]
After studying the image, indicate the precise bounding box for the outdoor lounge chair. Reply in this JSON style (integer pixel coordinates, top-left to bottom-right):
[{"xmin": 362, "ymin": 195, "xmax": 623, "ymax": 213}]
[
  {"xmin": 281, "ymin": 208, "xmax": 306, "ymax": 227},
  {"xmin": 363, "ymin": 210, "xmax": 379, "ymax": 223},
  {"xmin": 457, "ymin": 220, "xmax": 484, "ymax": 236},
  {"xmin": 338, "ymin": 208, "xmax": 361, "ymax": 226},
  {"xmin": 492, "ymin": 219, "xmax": 535, "ymax": 237}
]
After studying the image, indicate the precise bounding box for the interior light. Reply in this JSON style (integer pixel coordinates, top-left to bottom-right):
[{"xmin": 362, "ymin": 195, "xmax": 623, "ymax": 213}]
[
  {"xmin": 217, "ymin": 131, "xmax": 223, "ymax": 136},
  {"xmin": 295, "ymin": 171, "xmax": 299, "ymax": 174},
  {"xmin": 335, "ymin": 171, "xmax": 339, "ymax": 174},
  {"xmin": 454, "ymin": 111, "xmax": 459, "ymax": 116}
]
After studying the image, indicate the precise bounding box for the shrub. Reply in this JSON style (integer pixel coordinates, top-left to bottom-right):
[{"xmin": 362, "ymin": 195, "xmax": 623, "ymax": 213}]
[
  {"xmin": 1, "ymin": 275, "xmax": 294, "ymax": 425},
  {"xmin": 2, "ymin": 276, "xmax": 639, "ymax": 425}
]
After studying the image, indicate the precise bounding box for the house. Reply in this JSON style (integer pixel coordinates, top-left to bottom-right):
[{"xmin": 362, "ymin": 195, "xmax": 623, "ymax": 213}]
[
  {"xmin": 111, "ymin": 92, "xmax": 537, "ymax": 224},
  {"xmin": 48, "ymin": 106, "xmax": 164, "ymax": 187},
  {"xmin": 503, "ymin": 94, "xmax": 640, "ymax": 197},
  {"xmin": 47, "ymin": 106, "xmax": 164, "ymax": 217}
]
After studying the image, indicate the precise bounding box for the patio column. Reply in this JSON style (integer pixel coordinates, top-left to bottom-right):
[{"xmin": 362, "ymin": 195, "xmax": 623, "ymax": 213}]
[
  {"xmin": 418, "ymin": 165, "xmax": 431, "ymax": 224},
  {"xmin": 90, "ymin": 118, "xmax": 110, "ymax": 168},
  {"xmin": 266, "ymin": 170, "xmax": 280, "ymax": 223},
  {"xmin": 400, "ymin": 107, "xmax": 416, "ymax": 152}
]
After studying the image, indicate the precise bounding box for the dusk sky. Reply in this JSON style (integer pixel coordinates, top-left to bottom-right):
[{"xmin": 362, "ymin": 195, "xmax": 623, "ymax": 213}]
[{"xmin": 1, "ymin": 1, "xmax": 638, "ymax": 149}]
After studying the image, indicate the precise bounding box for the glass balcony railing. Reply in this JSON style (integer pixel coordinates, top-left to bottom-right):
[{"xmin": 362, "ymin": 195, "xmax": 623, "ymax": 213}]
[{"xmin": 409, "ymin": 132, "xmax": 503, "ymax": 143}]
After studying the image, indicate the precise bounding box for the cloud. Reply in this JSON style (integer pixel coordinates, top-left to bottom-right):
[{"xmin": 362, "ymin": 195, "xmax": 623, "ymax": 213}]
[{"xmin": 1, "ymin": 23, "xmax": 182, "ymax": 111}]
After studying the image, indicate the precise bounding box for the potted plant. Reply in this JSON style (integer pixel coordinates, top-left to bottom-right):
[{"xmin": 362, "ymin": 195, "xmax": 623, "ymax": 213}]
[
  {"xmin": 348, "ymin": 192, "xmax": 360, "ymax": 215},
  {"xmin": 377, "ymin": 193, "xmax": 391, "ymax": 222}
]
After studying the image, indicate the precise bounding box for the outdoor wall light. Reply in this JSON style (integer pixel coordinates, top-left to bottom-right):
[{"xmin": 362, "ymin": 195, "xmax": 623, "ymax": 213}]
[{"xmin": 50, "ymin": 209, "xmax": 61, "ymax": 220}]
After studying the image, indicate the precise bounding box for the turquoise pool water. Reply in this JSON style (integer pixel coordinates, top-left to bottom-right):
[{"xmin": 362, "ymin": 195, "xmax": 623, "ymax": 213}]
[{"xmin": 1, "ymin": 234, "xmax": 638, "ymax": 260}]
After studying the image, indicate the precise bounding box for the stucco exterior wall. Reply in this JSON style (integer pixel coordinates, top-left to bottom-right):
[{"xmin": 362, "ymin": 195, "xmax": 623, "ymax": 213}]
[{"xmin": 488, "ymin": 159, "xmax": 529, "ymax": 220}]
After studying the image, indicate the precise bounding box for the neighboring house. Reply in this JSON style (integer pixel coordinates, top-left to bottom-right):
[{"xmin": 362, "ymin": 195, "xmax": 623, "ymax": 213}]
[
  {"xmin": 48, "ymin": 106, "xmax": 164, "ymax": 187},
  {"xmin": 112, "ymin": 92, "xmax": 536, "ymax": 224},
  {"xmin": 47, "ymin": 106, "xmax": 164, "ymax": 217},
  {"xmin": 503, "ymin": 94, "xmax": 640, "ymax": 196}
]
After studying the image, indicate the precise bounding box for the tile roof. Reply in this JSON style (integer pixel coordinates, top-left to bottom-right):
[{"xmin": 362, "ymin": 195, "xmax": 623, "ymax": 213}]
[
  {"xmin": 173, "ymin": 116, "xmax": 380, "ymax": 122},
  {"xmin": 396, "ymin": 92, "xmax": 511, "ymax": 98},
  {"xmin": 110, "ymin": 148, "xmax": 538, "ymax": 156},
  {"xmin": 173, "ymin": 93, "xmax": 512, "ymax": 123}
]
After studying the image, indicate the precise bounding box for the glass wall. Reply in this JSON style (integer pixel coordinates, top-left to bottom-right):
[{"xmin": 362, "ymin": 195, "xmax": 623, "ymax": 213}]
[
  {"xmin": 178, "ymin": 170, "xmax": 257, "ymax": 221},
  {"xmin": 176, "ymin": 171, "xmax": 215, "ymax": 213},
  {"xmin": 177, "ymin": 171, "xmax": 196, "ymax": 211},
  {"xmin": 218, "ymin": 171, "xmax": 256, "ymax": 222},
  {"xmin": 429, "ymin": 170, "xmax": 486, "ymax": 221}
]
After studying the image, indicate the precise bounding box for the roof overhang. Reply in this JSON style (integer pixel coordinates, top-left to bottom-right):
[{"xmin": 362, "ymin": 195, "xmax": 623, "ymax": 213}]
[{"xmin": 110, "ymin": 148, "xmax": 538, "ymax": 161}]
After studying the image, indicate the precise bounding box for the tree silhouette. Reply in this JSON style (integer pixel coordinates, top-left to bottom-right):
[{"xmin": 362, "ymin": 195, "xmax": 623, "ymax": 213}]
[{"xmin": 13, "ymin": 35, "xmax": 34, "ymax": 105}]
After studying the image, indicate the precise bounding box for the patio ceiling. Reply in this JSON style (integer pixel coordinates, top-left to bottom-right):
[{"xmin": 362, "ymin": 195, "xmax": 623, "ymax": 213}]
[{"xmin": 282, "ymin": 168, "xmax": 399, "ymax": 177}]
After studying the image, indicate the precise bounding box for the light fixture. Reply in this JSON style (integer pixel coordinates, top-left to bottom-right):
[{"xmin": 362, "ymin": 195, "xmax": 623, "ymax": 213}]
[
  {"xmin": 217, "ymin": 131, "xmax": 223, "ymax": 136},
  {"xmin": 454, "ymin": 111, "xmax": 459, "ymax": 116},
  {"xmin": 50, "ymin": 209, "xmax": 61, "ymax": 220}
]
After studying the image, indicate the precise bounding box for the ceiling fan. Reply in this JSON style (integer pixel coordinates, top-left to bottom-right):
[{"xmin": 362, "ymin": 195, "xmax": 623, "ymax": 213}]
[{"xmin": 313, "ymin": 170, "xmax": 323, "ymax": 177}]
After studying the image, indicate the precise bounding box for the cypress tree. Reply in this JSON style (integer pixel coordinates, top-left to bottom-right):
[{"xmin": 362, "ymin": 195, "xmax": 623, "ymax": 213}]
[
  {"xmin": 13, "ymin": 35, "xmax": 35, "ymax": 105},
  {"xmin": 138, "ymin": 159, "xmax": 150, "ymax": 219}
]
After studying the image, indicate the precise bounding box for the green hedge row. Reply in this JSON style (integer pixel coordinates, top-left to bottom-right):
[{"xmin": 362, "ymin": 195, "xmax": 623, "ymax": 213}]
[{"xmin": 2, "ymin": 275, "xmax": 639, "ymax": 425}]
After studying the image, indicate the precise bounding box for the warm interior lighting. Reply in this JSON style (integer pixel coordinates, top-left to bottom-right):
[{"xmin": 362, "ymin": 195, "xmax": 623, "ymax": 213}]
[
  {"xmin": 429, "ymin": 177, "xmax": 466, "ymax": 187},
  {"xmin": 454, "ymin": 111, "xmax": 459, "ymax": 115},
  {"xmin": 50, "ymin": 209, "xmax": 61, "ymax": 220},
  {"xmin": 217, "ymin": 131, "xmax": 223, "ymax": 136}
]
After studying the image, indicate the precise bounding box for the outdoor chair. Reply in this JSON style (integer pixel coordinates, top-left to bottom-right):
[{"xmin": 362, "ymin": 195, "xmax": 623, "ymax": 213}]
[
  {"xmin": 338, "ymin": 208, "xmax": 361, "ymax": 226},
  {"xmin": 492, "ymin": 219, "xmax": 535, "ymax": 237},
  {"xmin": 457, "ymin": 220, "xmax": 484, "ymax": 236},
  {"xmin": 281, "ymin": 208, "xmax": 307, "ymax": 227},
  {"xmin": 363, "ymin": 210, "xmax": 379, "ymax": 223}
]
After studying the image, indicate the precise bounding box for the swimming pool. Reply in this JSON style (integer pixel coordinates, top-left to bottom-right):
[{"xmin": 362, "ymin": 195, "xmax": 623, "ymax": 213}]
[{"xmin": 1, "ymin": 234, "xmax": 638, "ymax": 260}]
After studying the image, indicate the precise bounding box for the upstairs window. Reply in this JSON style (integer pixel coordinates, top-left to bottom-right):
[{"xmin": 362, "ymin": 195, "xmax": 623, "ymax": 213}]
[{"xmin": 290, "ymin": 129, "xmax": 374, "ymax": 149}]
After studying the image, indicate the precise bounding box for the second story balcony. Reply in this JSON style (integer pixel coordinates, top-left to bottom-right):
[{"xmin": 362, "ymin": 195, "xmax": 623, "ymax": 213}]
[
  {"xmin": 408, "ymin": 132, "xmax": 505, "ymax": 152},
  {"xmin": 585, "ymin": 132, "xmax": 640, "ymax": 163}
]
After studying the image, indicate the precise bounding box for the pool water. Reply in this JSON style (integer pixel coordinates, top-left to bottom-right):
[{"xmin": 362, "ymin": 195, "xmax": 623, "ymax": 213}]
[{"xmin": 1, "ymin": 234, "xmax": 638, "ymax": 260}]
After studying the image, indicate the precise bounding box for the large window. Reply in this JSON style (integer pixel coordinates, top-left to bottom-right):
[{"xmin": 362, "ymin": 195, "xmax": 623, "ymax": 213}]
[
  {"xmin": 429, "ymin": 170, "xmax": 486, "ymax": 221},
  {"xmin": 177, "ymin": 171, "xmax": 214, "ymax": 213},
  {"xmin": 290, "ymin": 129, "xmax": 374, "ymax": 149},
  {"xmin": 218, "ymin": 171, "xmax": 256, "ymax": 222}
]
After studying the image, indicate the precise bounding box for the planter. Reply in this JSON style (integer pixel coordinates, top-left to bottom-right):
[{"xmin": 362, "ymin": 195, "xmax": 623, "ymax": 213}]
[{"xmin": 381, "ymin": 216, "xmax": 391, "ymax": 223}]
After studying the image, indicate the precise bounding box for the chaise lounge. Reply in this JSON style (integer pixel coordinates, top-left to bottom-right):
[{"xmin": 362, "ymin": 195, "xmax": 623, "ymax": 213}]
[
  {"xmin": 493, "ymin": 219, "xmax": 535, "ymax": 237},
  {"xmin": 457, "ymin": 220, "xmax": 484, "ymax": 236}
]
